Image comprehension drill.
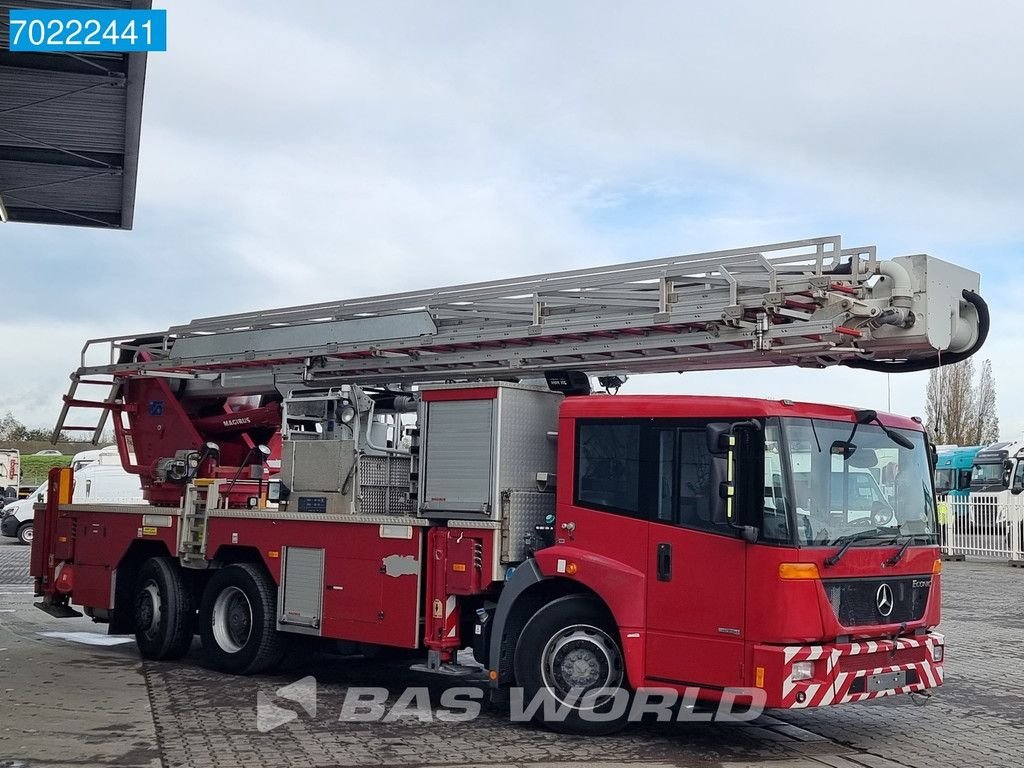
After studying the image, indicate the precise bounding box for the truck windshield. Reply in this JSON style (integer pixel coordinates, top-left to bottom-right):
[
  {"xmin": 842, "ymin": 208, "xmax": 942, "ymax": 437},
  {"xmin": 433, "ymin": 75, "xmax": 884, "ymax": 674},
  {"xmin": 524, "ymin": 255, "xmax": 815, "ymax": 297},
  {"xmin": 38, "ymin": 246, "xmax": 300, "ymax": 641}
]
[
  {"xmin": 934, "ymin": 468, "xmax": 955, "ymax": 494},
  {"xmin": 768, "ymin": 417, "xmax": 936, "ymax": 547},
  {"xmin": 970, "ymin": 462, "xmax": 1004, "ymax": 486}
]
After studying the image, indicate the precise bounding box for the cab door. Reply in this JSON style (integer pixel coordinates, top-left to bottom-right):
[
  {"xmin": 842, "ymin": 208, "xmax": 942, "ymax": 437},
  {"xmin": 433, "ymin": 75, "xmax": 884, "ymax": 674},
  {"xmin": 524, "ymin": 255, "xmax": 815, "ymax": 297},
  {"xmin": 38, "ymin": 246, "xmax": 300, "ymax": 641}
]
[{"xmin": 643, "ymin": 425, "xmax": 747, "ymax": 689}]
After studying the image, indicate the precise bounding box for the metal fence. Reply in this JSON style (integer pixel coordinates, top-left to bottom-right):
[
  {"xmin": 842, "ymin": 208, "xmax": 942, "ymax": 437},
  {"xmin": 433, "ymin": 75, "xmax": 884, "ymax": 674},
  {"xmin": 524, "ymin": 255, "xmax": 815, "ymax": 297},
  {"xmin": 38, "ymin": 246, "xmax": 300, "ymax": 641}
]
[{"xmin": 938, "ymin": 493, "xmax": 1024, "ymax": 562}]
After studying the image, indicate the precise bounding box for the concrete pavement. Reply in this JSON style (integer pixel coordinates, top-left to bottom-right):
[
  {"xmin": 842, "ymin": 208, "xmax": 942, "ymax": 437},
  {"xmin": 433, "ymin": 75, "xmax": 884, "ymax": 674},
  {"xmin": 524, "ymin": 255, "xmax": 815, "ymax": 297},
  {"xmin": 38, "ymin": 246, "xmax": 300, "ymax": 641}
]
[{"xmin": 1, "ymin": 538, "xmax": 1022, "ymax": 768}]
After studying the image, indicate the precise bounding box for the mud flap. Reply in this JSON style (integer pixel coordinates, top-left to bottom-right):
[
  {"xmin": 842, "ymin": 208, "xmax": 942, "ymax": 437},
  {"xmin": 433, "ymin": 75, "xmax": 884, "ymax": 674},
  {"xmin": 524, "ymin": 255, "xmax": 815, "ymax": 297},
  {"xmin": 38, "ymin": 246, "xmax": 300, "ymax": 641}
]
[{"xmin": 34, "ymin": 599, "xmax": 83, "ymax": 619}]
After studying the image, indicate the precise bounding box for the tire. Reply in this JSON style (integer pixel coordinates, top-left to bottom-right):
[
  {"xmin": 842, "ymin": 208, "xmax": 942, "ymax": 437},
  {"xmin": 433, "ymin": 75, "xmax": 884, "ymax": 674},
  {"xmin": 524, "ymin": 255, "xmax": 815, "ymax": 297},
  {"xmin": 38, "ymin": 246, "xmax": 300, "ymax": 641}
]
[
  {"xmin": 133, "ymin": 557, "xmax": 194, "ymax": 660},
  {"xmin": 513, "ymin": 595, "xmax": 629, "ymax": 735},
  {"xmin": 17, "ymin": 522, "xmax": 33, "ymax": 546},
  {"xmin": 199, "ymin": 563, "xmax": 287, "ymax": 674}
]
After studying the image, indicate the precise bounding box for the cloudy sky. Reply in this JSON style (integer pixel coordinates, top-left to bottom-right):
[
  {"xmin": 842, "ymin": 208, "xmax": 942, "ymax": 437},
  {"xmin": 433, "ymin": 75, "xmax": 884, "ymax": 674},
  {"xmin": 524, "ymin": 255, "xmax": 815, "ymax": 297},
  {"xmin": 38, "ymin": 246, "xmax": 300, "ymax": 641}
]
[{"xmin": 2, "ymin": 0, "xmax": 1023, "ymax": 438}]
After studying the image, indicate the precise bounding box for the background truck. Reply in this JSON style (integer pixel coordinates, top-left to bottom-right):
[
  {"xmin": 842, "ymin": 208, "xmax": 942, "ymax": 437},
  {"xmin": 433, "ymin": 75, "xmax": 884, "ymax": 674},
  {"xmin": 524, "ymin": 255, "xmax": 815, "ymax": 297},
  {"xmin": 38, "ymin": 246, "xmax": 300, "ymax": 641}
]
[
  {"xmin": 934, "ymin": 445, "xmax": 983, "ymax": 527},
  {"xmin": 32, "ymin": 236, "xmax": 984, "ymax": 732},
  {"xmin": 935, "ymin": 446, "xmax": 983, "ymax": 501},
  {"xmin": 968, "ymin": 440, "xmax": 1024, "ymax": 538},
  {"xmin": 2, "ymin": 446, "xmax": 141, "ymax": 545},
  {"xmin": 1, "ymin": 448, "xmax": 20, "ymax": 505}
]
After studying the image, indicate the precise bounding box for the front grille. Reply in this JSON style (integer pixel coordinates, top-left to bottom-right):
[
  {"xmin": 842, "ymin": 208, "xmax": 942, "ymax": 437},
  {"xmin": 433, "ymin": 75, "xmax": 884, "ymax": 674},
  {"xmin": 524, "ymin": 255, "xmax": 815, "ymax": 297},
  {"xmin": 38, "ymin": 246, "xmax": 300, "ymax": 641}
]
[{"xmin": 824, "ymin": 576, "xmax": 932, "ymax": 627}]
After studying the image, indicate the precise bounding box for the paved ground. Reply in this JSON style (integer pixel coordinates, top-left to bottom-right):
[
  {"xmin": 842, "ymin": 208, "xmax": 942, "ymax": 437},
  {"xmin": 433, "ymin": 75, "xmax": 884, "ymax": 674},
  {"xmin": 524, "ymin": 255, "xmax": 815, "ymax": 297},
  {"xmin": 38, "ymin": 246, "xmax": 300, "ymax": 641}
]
[{"xmin": 2, "ymin": 537, "xmax": 1023, "ymax": 768}]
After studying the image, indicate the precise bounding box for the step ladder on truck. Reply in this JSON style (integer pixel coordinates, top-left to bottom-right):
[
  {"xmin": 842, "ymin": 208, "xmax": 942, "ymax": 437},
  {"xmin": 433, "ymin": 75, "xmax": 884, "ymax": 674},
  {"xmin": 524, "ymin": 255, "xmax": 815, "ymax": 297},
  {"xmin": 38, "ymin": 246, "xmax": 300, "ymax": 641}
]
[{"xmin": 33, "ymin": 236, "xmax": 984, "ymax": 733}]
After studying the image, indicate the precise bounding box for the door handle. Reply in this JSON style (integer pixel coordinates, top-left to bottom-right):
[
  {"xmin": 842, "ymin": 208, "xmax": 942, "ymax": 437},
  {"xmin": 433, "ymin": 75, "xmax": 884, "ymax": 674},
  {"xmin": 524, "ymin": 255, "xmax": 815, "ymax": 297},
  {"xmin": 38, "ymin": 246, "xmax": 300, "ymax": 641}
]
[{"xmin": 657, "ymin": 542, "xmax": 672, "ymax": 581}]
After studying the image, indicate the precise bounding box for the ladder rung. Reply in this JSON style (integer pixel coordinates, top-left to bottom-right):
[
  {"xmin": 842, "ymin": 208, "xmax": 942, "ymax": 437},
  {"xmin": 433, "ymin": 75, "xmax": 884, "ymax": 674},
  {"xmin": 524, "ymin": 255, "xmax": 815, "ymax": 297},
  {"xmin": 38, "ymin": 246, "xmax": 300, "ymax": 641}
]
[
  {"xmin": 63, "ymin": 398, "xmax": 116, "ymax": 409},
  {"xmin": 61, "ymin": 425, "xmax": 103, "ymax": 431}
]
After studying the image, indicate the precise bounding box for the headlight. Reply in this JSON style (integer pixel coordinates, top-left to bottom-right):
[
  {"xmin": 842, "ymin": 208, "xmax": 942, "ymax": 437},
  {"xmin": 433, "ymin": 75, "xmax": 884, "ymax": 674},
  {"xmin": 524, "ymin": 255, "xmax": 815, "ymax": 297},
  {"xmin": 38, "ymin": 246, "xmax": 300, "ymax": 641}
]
[
  {"xmin": 339, "ymin": 405, "xmax": 357, "ymax": 424},
  {"xmin": 790, "ymin": 661, "xmax": 815, "ymax": 681},
  {"xmin": 931, "ymin": 645, "xmax": 944, "ymax": 663}
]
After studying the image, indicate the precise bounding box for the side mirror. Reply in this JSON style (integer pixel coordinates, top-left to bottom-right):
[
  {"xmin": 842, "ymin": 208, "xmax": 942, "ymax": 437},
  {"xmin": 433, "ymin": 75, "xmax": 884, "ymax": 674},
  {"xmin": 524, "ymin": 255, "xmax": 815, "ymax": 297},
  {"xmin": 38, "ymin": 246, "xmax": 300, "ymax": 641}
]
[
  {"xmin": 706, "ymin": 423, "xmax": 732, "ymax": 454},
  {"xmin": 831, "ymin": 440, "xmax": 856, "ymax": 460}
]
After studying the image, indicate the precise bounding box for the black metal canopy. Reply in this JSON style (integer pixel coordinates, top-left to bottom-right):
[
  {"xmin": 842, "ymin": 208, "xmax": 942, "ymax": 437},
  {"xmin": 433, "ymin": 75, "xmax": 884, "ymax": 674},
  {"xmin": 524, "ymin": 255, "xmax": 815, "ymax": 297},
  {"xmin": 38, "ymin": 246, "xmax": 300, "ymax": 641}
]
[{"xmin": 0, "ymin": 0, "xmax": 149, "ymax": 229}]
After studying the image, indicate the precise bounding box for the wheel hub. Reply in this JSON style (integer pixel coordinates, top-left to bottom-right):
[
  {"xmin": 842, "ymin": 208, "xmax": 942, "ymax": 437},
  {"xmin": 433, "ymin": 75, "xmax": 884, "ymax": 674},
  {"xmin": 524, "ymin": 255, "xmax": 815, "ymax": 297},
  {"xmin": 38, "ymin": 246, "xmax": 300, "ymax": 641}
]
[
  {"xmin": 212, "ymin": 586, "xmax": 253, "ymax": 653},
  {"xmin": 541, "ymin": 624, "xmax": 624, "ymax": 709},
  {"xmin": 136, "ymin": 582, "xmax": 161, "ymax": 635}
]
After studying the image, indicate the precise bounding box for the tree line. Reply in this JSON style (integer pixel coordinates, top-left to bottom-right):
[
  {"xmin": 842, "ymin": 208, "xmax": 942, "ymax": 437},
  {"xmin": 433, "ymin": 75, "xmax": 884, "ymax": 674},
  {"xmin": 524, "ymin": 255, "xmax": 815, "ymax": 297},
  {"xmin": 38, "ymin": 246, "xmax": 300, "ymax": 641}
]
[
  {"xmin": 0, "ymin": 412, "xmax": 71, "ymax": 443},
  {"xmin": 924, "ymin": 358, "xmax": 999, "ymax": 446}
]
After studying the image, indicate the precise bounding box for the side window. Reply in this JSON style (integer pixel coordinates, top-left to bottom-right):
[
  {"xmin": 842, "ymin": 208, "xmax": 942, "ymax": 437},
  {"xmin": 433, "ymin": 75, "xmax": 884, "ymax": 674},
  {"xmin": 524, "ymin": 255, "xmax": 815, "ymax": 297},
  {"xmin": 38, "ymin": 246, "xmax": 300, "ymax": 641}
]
[
  {"xmin": 576, "ymin": 423, "xmax": 641, "ymax": 515},
  {"xmin": 762, "ymin": 420, "xmax": 791, "ymax": 543},
  {"xmin": 675, "ymin": 430, "xmax": 714, "ymax": 530},
  {"xmin": 1014, "ymin": 462, "xmax": 1024, "ymax": 488},
  {"xmin": 653, "ymin": 429, "xmax": 675, "ymax": 522},
  {"xmin": 574, "ymin": 419, "xmax": 735, "ymax": 535}
]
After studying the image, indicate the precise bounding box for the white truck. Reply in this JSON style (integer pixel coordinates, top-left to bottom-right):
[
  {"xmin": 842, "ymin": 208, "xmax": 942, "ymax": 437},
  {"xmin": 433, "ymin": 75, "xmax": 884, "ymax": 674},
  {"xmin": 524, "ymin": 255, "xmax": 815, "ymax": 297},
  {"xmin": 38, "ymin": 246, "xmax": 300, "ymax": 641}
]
[
  {"xmin": 969, "ymin": 440, "xmax": 1024, "ymax": 532},
  {"xmin": 1, "ymin": 446, "xmax": 141, "ymax": 545}
]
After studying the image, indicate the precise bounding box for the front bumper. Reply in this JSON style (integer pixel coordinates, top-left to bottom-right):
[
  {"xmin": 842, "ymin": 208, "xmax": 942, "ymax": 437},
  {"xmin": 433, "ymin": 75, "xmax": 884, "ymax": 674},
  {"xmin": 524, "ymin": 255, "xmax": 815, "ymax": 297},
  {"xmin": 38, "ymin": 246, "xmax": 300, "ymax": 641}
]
[
  {"xmin": 754, "ymin": 632, "xmax": 944, "ymax": 708},
  {"xmin": 1, "ymin": 515, "xmax": 20, "ymax": 538}
]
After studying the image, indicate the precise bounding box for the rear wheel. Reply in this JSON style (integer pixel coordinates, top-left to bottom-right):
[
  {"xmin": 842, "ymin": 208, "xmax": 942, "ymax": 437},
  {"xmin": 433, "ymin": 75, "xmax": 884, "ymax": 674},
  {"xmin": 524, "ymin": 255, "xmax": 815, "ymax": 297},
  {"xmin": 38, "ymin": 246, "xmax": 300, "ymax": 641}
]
[
  {"xmin": 16, "ymin": 522, "xmax": 32, "ymax": 546},
  {"xmin": 199, "ymin": 563, "xmax": 287, "ymax": 674},
  {"xmin": 133, "ymin": 557, "xmax": 194, "ymax": 660},
  {"xmin": 513, "ymin": 595, "xmax": 629, "ymax": 735}
]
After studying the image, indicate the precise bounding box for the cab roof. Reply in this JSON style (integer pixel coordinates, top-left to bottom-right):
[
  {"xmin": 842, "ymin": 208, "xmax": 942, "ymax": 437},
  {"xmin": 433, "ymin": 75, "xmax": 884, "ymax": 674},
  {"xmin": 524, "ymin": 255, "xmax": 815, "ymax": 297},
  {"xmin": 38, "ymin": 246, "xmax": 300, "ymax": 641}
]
[{"xmin": 557, "ymin": 393, "xmax": 924, "ymax": 431}]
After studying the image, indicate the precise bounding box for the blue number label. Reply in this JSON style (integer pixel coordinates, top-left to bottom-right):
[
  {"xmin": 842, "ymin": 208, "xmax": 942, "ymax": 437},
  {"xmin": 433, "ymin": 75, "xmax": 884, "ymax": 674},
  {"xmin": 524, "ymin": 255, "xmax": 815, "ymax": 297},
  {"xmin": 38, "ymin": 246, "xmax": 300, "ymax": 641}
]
[{"xmin": 8, "ymin": 9, "xmax": 166, "ymax": 52}]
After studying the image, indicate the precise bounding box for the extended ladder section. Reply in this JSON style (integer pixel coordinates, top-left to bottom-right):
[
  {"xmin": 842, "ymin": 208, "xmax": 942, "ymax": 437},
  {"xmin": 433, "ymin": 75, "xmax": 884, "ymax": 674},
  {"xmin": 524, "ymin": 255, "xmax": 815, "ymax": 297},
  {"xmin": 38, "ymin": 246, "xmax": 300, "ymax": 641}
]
[{"xmin": 56, "ymin": 236, "xmax": 986, "ymax": 434}]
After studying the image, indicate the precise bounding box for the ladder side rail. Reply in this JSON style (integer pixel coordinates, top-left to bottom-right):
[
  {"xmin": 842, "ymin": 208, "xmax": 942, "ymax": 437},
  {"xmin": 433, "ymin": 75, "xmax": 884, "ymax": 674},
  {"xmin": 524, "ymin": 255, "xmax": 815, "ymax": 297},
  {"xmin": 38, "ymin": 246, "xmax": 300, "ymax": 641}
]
[
  {"xmin": 148, "ymin": 250, "xmax": 843, "ymax": 370},
  {"xmin": 166, "ymin": 237, "xmax": 842, "ymax": 335},
  {"xmin": 77, "ymin": 331, "xmax": 180, "ymax": 369},
  {"xmin": 66, "ymin": 237, "xmax": 905, "ymax": 383},
  {"xmin": 307, "ymin": 317, "xmax": 855, "ymax": 381},
  {"xmin": 306, "ymin": 341, "xmax": 847, "ymax": 386},
  {"xmin": 75, "ymin": 279, "xmax": 855, "ymax": 379}
]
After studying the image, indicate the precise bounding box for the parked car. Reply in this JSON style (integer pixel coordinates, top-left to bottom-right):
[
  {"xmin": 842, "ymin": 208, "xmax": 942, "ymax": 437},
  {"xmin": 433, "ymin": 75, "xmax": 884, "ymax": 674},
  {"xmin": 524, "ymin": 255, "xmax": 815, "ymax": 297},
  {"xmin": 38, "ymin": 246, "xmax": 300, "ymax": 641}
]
[{"xmin": 32, "ymin": 449, "xmax": 62, "ymax": 456}]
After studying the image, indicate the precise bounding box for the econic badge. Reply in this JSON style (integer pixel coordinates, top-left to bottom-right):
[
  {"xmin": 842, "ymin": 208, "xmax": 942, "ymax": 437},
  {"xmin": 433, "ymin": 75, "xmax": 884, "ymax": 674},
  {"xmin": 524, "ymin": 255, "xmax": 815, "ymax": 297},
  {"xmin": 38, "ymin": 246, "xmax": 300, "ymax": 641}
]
[{"xmin": 7, "ymin": 8, "xmax": 167, "ymax": 52}]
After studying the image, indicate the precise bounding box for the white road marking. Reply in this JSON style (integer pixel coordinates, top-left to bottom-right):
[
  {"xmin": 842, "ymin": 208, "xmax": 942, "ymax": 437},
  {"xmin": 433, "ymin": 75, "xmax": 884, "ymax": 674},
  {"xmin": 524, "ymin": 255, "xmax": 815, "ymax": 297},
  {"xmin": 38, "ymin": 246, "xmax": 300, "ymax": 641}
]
[{"xmin": 40, "ymin": 631, "xmax": 134, "ymax": 646}]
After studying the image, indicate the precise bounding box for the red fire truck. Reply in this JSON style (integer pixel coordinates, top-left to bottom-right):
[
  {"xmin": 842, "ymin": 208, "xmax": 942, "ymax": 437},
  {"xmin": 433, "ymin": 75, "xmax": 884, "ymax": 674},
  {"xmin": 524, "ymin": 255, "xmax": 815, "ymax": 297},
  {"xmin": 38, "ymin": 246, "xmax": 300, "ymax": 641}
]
[{"xmin": 32, "ymin": 237, "xmax": 984, "ymax": 733}]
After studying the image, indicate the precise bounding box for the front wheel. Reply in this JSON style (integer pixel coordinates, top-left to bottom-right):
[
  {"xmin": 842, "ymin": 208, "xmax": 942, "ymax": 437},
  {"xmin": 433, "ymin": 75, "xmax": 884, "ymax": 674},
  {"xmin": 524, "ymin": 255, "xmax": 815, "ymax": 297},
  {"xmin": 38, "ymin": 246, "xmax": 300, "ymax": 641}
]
[
  {"xmin": 199, "ymin": 563, "xmax": 288, "ymax": 674},
  {"xmin": 17, "ymin": 522, "xmax": 32, "ymax": 545},
  {"xmin": 513, "ymin": 595, "xmax": 629, "ymax": 735}
]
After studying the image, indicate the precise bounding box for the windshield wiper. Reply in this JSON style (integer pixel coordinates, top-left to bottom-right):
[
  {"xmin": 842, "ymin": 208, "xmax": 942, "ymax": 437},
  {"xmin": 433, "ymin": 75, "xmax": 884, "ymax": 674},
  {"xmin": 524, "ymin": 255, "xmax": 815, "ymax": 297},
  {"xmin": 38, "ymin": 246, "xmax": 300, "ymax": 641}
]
[
  {"xmin": 823, "ymin": 526, "xmax": 901, "ymax": 567},
  {"xmin": 855, "ymin": 409, "xmax": 915, "ymax": 450},
  {"xmin": 824, "ymin": 537, "xmax": 858, "ymax": 567},
  {"xmin": 883, "ymin": 536, "xmax": 913, "ymax": 567}
]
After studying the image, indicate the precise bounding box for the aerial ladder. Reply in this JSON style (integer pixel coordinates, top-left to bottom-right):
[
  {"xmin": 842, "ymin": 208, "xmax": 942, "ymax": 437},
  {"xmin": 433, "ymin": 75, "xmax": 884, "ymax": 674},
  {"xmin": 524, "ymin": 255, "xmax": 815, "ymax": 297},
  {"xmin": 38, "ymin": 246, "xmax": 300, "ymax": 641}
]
[{"xmin": 53, "ymin": 235, "xmax": 986, "ymax": 448}]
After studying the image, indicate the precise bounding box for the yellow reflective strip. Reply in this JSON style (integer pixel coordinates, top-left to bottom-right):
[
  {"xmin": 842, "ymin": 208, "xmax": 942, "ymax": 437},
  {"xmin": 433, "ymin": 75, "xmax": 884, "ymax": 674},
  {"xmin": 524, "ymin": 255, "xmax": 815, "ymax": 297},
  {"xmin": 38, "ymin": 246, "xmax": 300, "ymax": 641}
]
[{"xmin": 57, "ymin": 467, "xmax": 73, "ymax": 504}]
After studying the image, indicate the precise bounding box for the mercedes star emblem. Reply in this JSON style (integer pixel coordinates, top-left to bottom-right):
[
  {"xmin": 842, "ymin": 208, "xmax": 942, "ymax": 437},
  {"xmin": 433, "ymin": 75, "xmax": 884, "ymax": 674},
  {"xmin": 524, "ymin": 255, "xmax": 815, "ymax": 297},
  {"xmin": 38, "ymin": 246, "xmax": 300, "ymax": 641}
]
[{"xmin": 876, "ymin": 583, "xmax": 895, "ymax": 617}]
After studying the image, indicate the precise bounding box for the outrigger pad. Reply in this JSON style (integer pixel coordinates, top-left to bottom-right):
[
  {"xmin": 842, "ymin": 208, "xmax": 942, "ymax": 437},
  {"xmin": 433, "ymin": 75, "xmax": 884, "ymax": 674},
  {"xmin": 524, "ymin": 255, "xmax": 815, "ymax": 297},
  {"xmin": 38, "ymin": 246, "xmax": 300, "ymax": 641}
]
[{"xmin": 34, "ymin": 600, "xmax": 83, "ymax": 619}]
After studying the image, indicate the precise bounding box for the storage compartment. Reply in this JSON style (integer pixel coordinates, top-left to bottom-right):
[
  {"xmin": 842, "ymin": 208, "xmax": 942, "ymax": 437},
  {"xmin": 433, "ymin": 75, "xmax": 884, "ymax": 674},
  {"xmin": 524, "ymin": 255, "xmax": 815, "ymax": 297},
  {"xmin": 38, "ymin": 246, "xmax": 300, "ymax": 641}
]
[
  {"xmin": 278, "ymin": 546, "xmax": 324, "ymax": 635},
  {"xmin": 418, "ymin": 384, "xmax": 559, "ymax": 520}
]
